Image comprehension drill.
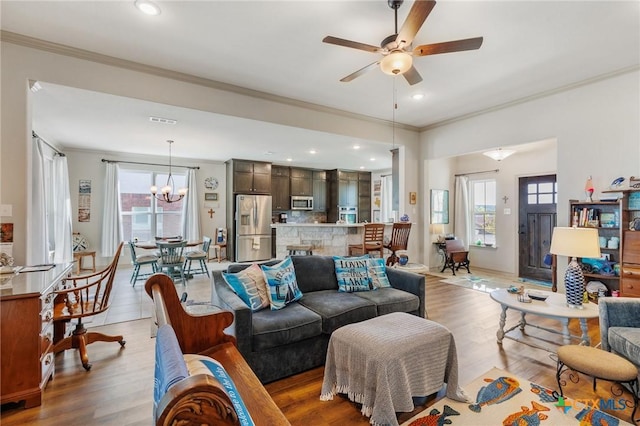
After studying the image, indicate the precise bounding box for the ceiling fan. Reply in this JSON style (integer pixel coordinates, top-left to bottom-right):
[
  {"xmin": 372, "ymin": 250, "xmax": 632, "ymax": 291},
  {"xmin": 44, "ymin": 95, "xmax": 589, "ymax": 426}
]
[{"xmin": 323, "ymin": 0, "xmax": 483, "ymax": 85}]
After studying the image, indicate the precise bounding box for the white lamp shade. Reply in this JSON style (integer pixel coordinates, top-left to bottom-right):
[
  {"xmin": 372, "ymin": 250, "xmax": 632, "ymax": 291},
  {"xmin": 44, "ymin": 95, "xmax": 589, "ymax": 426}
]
[
  {"xmin": 380, "ymin": 51, "xmax": 413, "ymax": 75},
  {"xmin": 549, "ymin": 227, "xmax": 601, "ymax": 259},
  {"xmin": 483, "ymin": 149, "xmax": 516, "ymax": 161}
]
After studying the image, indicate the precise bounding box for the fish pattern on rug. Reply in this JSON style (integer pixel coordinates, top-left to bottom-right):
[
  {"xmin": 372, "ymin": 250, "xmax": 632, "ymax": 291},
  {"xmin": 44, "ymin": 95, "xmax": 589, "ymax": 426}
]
[{"xmin": 401, "ymin": 367, "xmax": 631, "ymax": 426}]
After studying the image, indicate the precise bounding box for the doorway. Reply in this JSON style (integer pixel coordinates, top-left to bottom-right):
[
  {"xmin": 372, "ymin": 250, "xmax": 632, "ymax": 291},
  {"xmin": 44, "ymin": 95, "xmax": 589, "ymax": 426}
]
[{"xmin": 518, "ymin": 175, "xmax": 557, "ymax": 282}]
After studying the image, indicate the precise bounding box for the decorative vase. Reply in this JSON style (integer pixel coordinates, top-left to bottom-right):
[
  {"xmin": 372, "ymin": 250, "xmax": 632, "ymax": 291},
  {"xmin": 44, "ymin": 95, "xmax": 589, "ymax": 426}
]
[
  {"xmin": 564, "ymin": 259, "xmax": 585, "ymax": 308},
  {"xmin": 398, "ymin": 255, "xmax": 409, "ymax": 266},
  {"xmin": 400, "ymin": 214, "xmax": 410, "ymax": 222}
]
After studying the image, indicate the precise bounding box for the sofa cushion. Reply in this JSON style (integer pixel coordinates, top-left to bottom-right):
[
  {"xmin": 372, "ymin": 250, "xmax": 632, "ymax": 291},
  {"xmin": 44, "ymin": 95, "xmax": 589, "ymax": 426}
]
[
  {"xmin": 222, "ymin": 263, "xmax": 270, "ymax": 312},
  {"xmin": 368, "ymin": 258, "xmax": 392, "ymax": 288},
  {"xmin": 227, "ymin": 259, "xmax": 280, "ymax": 274},
  {"xmin": 251, "ymin": 302, "xmax": 322, "ymax": 351},
  {"xmin": 334, "ymin": 255, "xmax": 373, "ymax": 292},
  {"xmin": 261, "ymin": 258, "xmax": 303, "ymax": 310},
  {"xmin": 608, "ymin": 326, "xmax": 640, "ymax": 366},
  {"xmin": 290, "ymin": 256, "xmax": 339, "ymax": 293},
  {"xmin": 353, "ymin": 287, "xmax": 420, "ymax": 316},
  {"xmin": 298, "ymin": 289, "xmax": 377, "ymax": 334}
]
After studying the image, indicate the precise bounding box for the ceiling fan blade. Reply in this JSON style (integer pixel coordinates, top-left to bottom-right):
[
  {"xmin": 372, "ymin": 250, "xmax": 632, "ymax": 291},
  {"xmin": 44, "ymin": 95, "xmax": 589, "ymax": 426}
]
[
  {"xmin": 339, "ymin": 61, "xmax": 380, "ymax": 83},
  {"xmin": 413, "ymin": 37, "xmax": 484, "ymax": 56},
  {"xmin": 396, "ymin": 0, "xmax": 436, "ymax": 47},
  {"xmin": 323, "ymin": 36, "xmax": 381, "ymax": 53},
  {"xmin": 403, "ymin": 66, "xmax": 423, "ymax": 86}
]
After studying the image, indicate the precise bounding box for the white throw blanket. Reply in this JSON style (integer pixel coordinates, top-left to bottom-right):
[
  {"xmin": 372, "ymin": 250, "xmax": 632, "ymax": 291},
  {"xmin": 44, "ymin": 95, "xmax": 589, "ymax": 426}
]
[{"xmin": 320, "ymin": 312, "xmax": 469, "ymax": 426}]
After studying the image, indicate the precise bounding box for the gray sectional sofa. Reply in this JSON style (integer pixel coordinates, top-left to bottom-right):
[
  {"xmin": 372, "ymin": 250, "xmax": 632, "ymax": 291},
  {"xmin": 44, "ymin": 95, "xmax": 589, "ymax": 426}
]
[{"xmin": 211, "ymin": 255, "xmax": 426, "ymax": 383}]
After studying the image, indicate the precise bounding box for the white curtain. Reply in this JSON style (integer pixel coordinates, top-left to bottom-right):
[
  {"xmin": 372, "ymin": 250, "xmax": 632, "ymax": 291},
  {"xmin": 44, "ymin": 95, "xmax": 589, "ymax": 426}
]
[
  {"xmin": 28, "ymin": 138, "xmax": 49, "ymax": 264},
  {"xmin": 381, "ymin": 175, "xmax": 393, "ymax": 222},
  {"xmin": 101, "ymin": 162, "xmax": 122, "ymax": 257},
  {"xmin": 454, "ymin": 175, "xmax": 470, "ymax": 250},
  {"xmin": 182, "ymin": 168, "xmax": 201, "ymax": 241},
  {"xmin": 51, "ymin": 155, "xmax": 73, "ymax": 263}
]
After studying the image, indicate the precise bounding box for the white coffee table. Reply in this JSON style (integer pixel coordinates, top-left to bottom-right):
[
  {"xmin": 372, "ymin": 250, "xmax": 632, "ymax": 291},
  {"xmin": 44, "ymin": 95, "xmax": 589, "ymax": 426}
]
[{"xmin": 489, "ymin": 289, "xmax": 599, "ymax": 351}]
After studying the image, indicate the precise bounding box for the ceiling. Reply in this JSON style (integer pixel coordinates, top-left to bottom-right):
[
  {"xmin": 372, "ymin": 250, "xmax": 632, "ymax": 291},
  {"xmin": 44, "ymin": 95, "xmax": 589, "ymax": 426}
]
[{"xmin": 2, "ymin": 1, "xmax": 639, "ymax": 170}]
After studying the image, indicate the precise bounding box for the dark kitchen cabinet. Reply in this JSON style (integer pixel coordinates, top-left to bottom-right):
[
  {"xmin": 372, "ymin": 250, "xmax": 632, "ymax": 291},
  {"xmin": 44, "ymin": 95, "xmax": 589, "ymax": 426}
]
[
  {"xmin": 290, "ymin": 168, "xmax": 313, "ymax": 196},
  {"xmin": 230, "ymin": 160, "xmax": 271, "ymax": 194},
  {"xmin": 313, "ymin": 170, "xmax": 327, "ymax": 212},
  {"xmin": 358, "ymin": 172, "xmax": 371, "ymax": 222},
  {"xmin": 271, "ymin": 166, "xmax": 290, "ymax": 211}
]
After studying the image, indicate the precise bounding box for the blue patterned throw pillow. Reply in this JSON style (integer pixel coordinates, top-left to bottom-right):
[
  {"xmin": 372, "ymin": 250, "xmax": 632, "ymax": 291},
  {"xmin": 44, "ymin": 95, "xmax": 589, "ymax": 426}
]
[
  {"xmin": 222, "ymin": 263, "xmax": 270, "ymax": 312},
  {"xmin": 260, "ymin": 257, "xmax": 303, "ymax": 310},
  {"xmin": 368, "ymin": 257, "xmax": 392, "ymax": 288},
  {"xmin": 333, "ymin": 255, "xmax": 373, "ymax": 292}
]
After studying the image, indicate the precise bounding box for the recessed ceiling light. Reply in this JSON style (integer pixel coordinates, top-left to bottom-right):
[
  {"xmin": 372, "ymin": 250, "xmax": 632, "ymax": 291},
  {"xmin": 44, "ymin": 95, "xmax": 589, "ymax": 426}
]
[
  {"xmin": 370, "ymin": 157, "xmax": 376, "ymax": 161},
  {"xmin": 309, "ymin": 149, "xmax": 317, "ymax": 154},
  {"xmin": 359, "ymin": 166, "xmax": 365, "ymax": 170},
  {"xmin": 264, "ymin": 151, "xmax": 274, "ymax": 156},
  {"xmin": 135, "ymin": 0, "xmax": 161, "ymax": 16},
  {"xmin": 411, "ymin": 93, "xmax": 425, "ymax": 100},
  {"xmin": 353, "ymin": 145, "xmax": 360, "ymax": 150},
  {"xmin": 286, "ymin": 157, "xmax": 293, "ymax": 162}
]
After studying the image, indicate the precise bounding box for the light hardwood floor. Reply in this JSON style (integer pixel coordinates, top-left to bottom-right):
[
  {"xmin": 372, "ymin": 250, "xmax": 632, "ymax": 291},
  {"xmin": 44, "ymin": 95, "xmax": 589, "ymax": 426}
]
[{"xmin": 1, "ymin": 273, "xmax": 636, "ymax": 425}]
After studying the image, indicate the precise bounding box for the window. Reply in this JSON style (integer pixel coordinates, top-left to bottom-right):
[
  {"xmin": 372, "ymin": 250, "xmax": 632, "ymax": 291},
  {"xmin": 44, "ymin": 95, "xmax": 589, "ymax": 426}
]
[
  {"xmin": 527, "ymin": 182, "xmax": 557, "ymax": 204},
  {"xmin": 471, "ymin": 179, "xmax": 496, "ymax": 246},
  {"xmin": 119, "ymin": 169, "xmax": 186, "ymax": 241}
]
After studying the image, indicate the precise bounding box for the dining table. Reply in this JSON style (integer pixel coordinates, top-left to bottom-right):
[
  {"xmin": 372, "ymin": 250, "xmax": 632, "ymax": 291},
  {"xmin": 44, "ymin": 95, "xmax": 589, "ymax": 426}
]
[{"xmin": 134, "ymin": 240, "xmax": 202, "ymax": 250}]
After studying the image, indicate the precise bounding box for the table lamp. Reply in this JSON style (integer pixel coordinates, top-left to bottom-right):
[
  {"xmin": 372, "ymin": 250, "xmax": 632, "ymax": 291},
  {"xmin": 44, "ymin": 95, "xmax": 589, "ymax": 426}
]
[{"xmin": 549, "ymin": 227, "xmax": 601, "ymax": 308}]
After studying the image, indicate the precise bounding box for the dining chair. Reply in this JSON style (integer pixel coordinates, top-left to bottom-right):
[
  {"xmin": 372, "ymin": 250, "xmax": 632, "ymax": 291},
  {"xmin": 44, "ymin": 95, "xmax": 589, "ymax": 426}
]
[
  {"xmin": 348, "ymin": 223, "xmax": 385, "ymax": 258},
  {"xmin": 128, "ymin": 240, "xmax": 158, "ymax": 286},
  {"xmin": 442, "ymin": 239, "xmax": 471, "ymax": 275},
  {"xmin": 384, "ymin": 222, "xmax": 412, "ymax": 266},
  {"xmin": 157, "ymin": 240, "xmax": 188, "ymax": 284},
  {"xmin": 184, "ymin": 236, "xmax": 212, "ymax": 278},
  {"xmin": 52, "ymin": 242, "xmax": 125, "ymax": 370}
]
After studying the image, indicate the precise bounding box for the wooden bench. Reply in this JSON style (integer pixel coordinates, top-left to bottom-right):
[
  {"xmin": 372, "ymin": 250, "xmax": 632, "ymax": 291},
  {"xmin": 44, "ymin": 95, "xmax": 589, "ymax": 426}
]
[{"xmin": 145, "ymin": 274, "xmax": 290, "ymax": 426}]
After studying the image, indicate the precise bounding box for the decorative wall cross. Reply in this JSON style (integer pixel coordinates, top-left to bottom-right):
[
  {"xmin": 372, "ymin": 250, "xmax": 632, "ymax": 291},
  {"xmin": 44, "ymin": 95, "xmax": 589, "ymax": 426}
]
[
  {"xmin": 502, "ymin": 196, "xmax": 509, "ymax": 204},
  {"xmin": 208, "ymin": 208, "xmax": 215, "ymax": 219}
]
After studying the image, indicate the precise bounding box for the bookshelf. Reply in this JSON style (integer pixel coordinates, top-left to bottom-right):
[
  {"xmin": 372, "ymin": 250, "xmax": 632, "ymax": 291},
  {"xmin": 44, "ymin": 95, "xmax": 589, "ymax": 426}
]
[{"xmin": 569, "ymin": 199, "xmax": 621, "ymax": 294}]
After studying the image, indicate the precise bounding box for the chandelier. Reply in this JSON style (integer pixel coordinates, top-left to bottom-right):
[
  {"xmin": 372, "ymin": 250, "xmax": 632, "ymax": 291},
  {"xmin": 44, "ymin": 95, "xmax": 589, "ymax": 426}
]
[{"xmin": 150, "ymin": 140, "xmax": 187, "ymax": 203}]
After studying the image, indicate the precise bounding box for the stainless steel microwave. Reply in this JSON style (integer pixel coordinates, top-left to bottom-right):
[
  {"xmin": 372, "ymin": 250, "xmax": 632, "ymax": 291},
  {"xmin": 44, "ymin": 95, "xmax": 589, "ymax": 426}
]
[{"xmin": 291, "ymin": 196, "xmax": 313, "ymax": 210}]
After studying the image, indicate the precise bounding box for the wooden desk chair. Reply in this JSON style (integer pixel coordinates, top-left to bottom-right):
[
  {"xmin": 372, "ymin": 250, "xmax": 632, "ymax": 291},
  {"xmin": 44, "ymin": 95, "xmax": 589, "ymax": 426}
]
[
  {"xmin": 128, "ymin": 240, "xmax": 158, "ymax": 286},
  {"xmin": 442, "ymin": 239, "xmax": 471, "ymax": 275},
  {"xmin": 53, "ymin": 242, "xmax": 125, "ymax": 370},
  {"xmin": 384, "ymin": 222, "xmax": 412, "ymax": 266},
  {"xmin": 157, "ymin": 240, "xmax": 187, "ymax": 284},
  {"xmin": 184, "ymin": 236, "xmax": 212, "ymax": 278},
  {"xmin": 348, "ymin": 223, "xmax": 385, "ymax": 258}
]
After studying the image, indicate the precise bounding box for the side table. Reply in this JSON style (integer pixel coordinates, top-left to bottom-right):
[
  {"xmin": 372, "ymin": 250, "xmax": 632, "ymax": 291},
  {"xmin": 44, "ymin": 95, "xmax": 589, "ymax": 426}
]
[{"xmin": 72, "ymin": 250, "xmax": 96, "ymax": 275}]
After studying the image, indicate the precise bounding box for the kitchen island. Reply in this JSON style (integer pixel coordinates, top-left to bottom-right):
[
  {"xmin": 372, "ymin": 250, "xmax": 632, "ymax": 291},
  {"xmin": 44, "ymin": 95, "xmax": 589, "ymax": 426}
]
[{"xmin": 272, "ymin": 222, "xmax": 393, "ymax": 258}]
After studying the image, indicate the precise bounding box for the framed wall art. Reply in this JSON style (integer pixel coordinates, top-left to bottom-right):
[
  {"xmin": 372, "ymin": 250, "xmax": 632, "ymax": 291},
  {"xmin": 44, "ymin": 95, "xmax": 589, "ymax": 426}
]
[{"xmin": 205, "ymin": 192, "xmax": 218, "ymax": 201}]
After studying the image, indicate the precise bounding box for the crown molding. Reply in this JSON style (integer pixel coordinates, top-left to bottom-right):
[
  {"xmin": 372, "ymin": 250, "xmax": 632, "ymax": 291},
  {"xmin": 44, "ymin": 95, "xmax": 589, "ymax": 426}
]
[
  {"xmin": 420, "ymin": 64, "xmax": 640, "ymax": 132},
  {"xmin": 1, "ymin": 31, "xmax": 419, "ymax": 133}
]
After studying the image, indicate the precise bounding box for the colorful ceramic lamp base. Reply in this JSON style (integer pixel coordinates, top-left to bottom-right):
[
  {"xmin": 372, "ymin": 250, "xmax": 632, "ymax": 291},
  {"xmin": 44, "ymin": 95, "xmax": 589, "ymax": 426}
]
[{"xmin": 564, "ymin": 258, "xmax": 585, "ymax": 309}]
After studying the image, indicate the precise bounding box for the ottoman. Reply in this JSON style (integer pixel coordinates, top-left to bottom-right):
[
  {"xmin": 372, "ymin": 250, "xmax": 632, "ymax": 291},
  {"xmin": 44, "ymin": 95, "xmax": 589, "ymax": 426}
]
[
  {"xmin": 320, "ymin": 312, "xmax": 468, "ymax": 426},
  {"xmin": 556, "ymin": 345, "xmax": 639, "ymax": 422}
]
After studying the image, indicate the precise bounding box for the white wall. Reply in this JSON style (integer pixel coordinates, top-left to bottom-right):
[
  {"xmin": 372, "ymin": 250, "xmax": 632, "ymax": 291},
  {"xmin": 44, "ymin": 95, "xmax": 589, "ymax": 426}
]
[
  {"xmin": 1, "ymin": 41, "xmax": 420, "ymax": 264},
  {"xmin": 66, "ymin": 150, "xmax": 226, "ymax": 265},
  {"xmin": 421, "ymin": 70, "xmax": 640, "ymax": 287}
]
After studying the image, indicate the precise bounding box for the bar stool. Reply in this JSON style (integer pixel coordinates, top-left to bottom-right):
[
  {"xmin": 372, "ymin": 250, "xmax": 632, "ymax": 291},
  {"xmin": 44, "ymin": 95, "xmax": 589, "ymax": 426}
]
[{"xmin": 286, "ymin": 245, "xmax": 313, "ymax": 256}]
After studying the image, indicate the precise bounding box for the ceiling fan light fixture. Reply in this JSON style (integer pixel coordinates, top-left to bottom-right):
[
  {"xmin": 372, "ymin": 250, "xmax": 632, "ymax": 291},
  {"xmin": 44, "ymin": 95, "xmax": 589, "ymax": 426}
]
[
  {"xmin": 380, "ymin": 51, "xmax": 413, "ymax": 76},
  {"xmin": 483, "ymin": 148, "xmax": 516, "ymax": 161}
]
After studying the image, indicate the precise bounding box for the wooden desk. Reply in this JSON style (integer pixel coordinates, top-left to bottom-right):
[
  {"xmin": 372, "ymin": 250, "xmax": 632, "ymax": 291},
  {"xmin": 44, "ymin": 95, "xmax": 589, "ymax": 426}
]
[
  {"xmin": 0, "ymin": 263, "xmax": 74, "ymax": 407},
  {"xmin": 72, "ymin": 250, "xmax": 96, "ymax": 275}
]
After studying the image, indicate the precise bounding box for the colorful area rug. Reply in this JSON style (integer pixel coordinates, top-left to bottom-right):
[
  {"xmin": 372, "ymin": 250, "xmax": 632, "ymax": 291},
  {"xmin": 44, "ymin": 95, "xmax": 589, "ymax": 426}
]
[{"xmin": 401, "ymin": 367, "xmax": 632, "ymax": 426}]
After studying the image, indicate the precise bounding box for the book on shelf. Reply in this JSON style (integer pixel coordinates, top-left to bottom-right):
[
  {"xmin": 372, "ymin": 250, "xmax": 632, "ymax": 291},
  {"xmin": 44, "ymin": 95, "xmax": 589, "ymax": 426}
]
[{"xmin": 572, "ymin": 207, "xmax": 600, "ymax": 227}]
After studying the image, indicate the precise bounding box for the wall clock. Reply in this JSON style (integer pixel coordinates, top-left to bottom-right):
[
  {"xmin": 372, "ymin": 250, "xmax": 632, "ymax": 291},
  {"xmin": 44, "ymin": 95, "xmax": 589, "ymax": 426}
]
[
  {"xmin": 204, "ymin": 177, "xmax": 219, "ymax": 190},
  {"xmin": 73, "ymin": 233, "xmax": 88, "ymax": 252}
]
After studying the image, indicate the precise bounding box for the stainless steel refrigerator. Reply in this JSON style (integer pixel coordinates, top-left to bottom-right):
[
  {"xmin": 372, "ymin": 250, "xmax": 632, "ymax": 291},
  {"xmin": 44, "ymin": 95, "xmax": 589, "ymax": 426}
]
[{"xmin": 235, "ymin": 194, "xmax": 273, "ymax": 262}]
